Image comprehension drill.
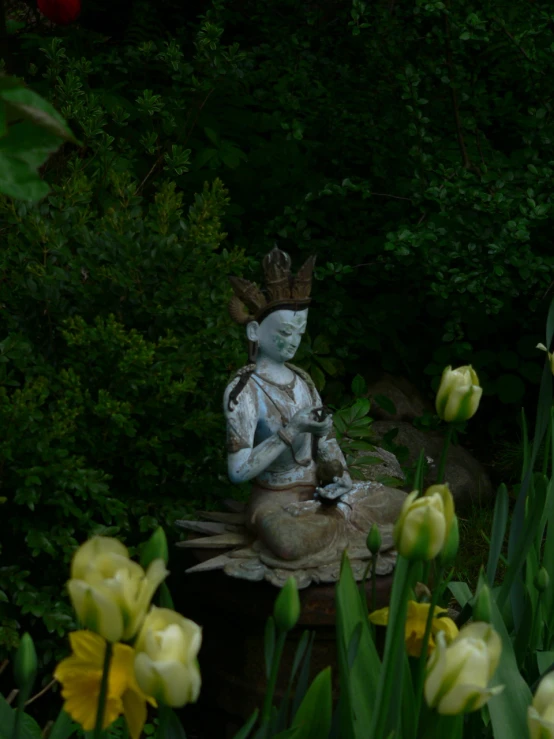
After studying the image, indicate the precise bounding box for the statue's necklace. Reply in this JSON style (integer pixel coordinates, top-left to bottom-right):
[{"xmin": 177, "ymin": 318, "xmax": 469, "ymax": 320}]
[{"xmin": 253, "ymin": 371, "xmax": 296, "ymax": 403}]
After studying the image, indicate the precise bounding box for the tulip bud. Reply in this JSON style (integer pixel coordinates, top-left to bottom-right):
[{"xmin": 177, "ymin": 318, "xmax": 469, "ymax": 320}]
[
  {"xmin": 537, "ymin": 344, "xmax": 554, "ymax": 376},
  {"xmin": 435, "ymin": 365, "xmax": 483, "ymax": 423},
  {"xmin": 140, "ymin": 527, "xmax": 169, "ymax": 568},
  {"xmin": 134, "ymin": 607, "xmax": 202, "ymax": 707},
  {"xmin": 528, "ymin": 672, "xmax": 554, "ymax": 739},
  {"xmin": 14, "ymin": 633, "xmax": 37, "ymax": 704},
  {"xmin": 425, "ymin": 622, "xmax": 504, "ymax": 715},
  {"xmin": 67, "ymin": 536, "xmax": 168, "ymax": 642},
  {"xmin": 273, "ymin": 577, "xmax": 301, "ymax": 632},
  {"xmin": 473, "ymin": 584, "xmax": 492, "ymax": 624},
  {"xmin": 393, "ymin": 490, "xmax": 447, "ymax": 561},
  {"xmin": 535, "ymin": 568, "xmax": 550, "ymax": 594},
  {"xmin": 438, "ymin": 515, "xmax": 459, "ymax": 567},
  {"xmin": 367, "ymin": 523, "xmax": 382, "ymax": 555}
]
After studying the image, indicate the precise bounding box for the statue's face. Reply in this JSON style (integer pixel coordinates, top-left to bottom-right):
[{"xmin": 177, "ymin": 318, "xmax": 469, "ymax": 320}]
[{"xmin": 248, "ymin": 309, "xmax": 308, "ymax": 363}]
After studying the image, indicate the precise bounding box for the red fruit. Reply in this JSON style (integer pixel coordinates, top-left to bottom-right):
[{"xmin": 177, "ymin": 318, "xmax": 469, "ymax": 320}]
[{"xmin": 37, "ymin": 0, "xmax": 81, "ymax": 25}]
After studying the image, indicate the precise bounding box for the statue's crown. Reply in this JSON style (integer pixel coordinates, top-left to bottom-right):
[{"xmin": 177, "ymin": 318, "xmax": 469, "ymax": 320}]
[{"xmin": 228, "ymin": 246, "xmax": 316, "ymax": 325}]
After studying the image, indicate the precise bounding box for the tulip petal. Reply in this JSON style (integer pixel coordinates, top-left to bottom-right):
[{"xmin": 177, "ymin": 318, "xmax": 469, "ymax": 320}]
[
  {"xmin": 424, "ymin": 630, "xmax": 449, "ymax": 707},
  {"xmin": 438, "ymin": 683, "xmax": 504, "ymax": 716},
  {"xmin": 154, "ymin": 659, "xmax": 202, "ymax": 707},
  {"xmin": 528, "ymin": 706, "xmax": 554, "ymax": 739},
  {"xmin": 72, "ymin": 537, "xmax": 129, "ymax": 579},
  {"xmin": 67, "ymin": 580, "xmax": 124, "ymax": 643}
]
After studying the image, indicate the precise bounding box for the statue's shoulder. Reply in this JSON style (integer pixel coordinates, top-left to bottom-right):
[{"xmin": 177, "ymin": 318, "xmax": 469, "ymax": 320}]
[
  {"xmin": 285, "ymin": 363, "xmax": 317, "ymax": 391},
  {"xmin": 224, "ymin": 364, "xmax": 257, "ymax": 413}
]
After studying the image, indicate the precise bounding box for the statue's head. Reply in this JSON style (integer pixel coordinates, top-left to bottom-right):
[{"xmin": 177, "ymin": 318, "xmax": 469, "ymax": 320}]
[
  {"xmin": 246, "ymin": 308, "xmax": 308, "ymax": 364},
  {"xmin": 227, "ymin": 246, "xmax": 316, "ymax": 364}
]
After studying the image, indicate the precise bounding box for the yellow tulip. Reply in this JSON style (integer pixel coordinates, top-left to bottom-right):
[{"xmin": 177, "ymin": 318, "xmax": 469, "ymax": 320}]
[
  {"xmin": 537, "ymin": 344, "xmax": 554, "ymax": 375},
  {"xmin": 435, "ymin": 365, "xmax": 482, "ymax": 423},
  {"xmin": 528, "ymin": 672, "xmax": 554, "ymax": 739},
  {"xmin": 369, "ymin": 601, "xmax": 459, "ymax": 657},
  {"xmin": 67, "ymin": 536, "xmax": 168, "ymax": 643},
  {"xmin": 134, "ymin": 606, "xmax": 202, "ymax": 708},
  {"xmin": 393, "ymin": 486, "xmax": 454, "ymax": 561},
  {"xmin": 425, "ymin": 622, "xmax": 503, "ymax": 715},
  {"xmin": 54, "ymin": 630, "xmax": 156, "ymax": 739}
]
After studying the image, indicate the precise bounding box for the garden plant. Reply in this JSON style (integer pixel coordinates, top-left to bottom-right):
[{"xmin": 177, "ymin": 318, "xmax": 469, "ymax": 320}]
[{"xmin": 3, "ymin": 0, "xmax": 554, "ymax": 736}]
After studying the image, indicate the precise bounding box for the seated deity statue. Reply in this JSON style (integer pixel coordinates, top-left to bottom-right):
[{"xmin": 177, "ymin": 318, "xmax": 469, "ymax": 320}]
[{"xmin": 179, "ymin": 247, "xmax": 407, "ymax": 588}]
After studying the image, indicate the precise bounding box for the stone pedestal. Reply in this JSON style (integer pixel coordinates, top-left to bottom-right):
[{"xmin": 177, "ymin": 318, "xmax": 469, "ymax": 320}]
[{"xmin": 171, "ymin": 548, "xmax": 393, "ymax": 738}]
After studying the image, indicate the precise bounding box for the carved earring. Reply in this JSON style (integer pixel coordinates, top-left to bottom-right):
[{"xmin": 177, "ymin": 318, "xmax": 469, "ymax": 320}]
[{"xmin": 248, "ymin": 340, "xmax": 258, "ymax": 364}]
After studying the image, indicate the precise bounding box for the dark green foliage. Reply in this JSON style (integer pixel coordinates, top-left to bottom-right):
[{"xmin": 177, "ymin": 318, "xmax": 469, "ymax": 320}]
[
  {"xmin": 3, "ymin": 0, "xmax": 554, "ymax": 670},
  {"xmin": 0, "ymin": 171, "xmax": 247, "ymax": 659}
]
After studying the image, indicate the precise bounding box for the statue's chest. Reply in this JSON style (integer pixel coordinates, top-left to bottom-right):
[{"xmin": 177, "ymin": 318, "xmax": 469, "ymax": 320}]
[{"xmin": 253, "ymin": 377, "xmax": 313, "ymax": 441}]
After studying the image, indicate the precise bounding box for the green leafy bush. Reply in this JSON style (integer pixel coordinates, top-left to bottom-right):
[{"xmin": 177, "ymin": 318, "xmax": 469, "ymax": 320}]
[{"xmin": 0, "ymin": 172, "xmax": 247, "ymax": 660}]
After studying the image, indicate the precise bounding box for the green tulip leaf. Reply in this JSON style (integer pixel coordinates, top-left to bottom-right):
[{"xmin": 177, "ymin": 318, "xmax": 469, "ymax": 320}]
[{"xmin": 292, "ymin": 667, "xmax": 332, "ymax": 739}]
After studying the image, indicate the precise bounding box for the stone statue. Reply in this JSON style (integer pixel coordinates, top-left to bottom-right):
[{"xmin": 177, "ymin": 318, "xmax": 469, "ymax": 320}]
[{"xmin": 179, "ymin": 248, "xmax": 407, "ymax": 588}]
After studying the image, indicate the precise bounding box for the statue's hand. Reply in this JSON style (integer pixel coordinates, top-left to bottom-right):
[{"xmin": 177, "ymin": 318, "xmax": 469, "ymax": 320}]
[
  {"xmin": 287, "ymin": 406, "xmax": 333, "ymax": 438},
  {"xmin": 316, "ymin": 475, "xmax": 353, "ymax": 501}
]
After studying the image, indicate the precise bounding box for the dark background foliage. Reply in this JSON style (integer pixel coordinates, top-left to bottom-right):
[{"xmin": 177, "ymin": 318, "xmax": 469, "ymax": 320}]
[{"xmin": 1, "ymin": 0, "xmax": 553, "ymax": 677}]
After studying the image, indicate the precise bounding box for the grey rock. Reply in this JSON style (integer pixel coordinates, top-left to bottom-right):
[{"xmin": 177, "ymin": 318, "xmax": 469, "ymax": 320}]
[
  {"xmin": 370, "ymin": 420, "xmax": 492, "ymax": 509},
  {"xmin": 350, "ymin": 445, "xmax": 406, "ymax": 485},
  {"xmin": 366, "ymin": 373, "xmax": 434, "ymax": 422}
]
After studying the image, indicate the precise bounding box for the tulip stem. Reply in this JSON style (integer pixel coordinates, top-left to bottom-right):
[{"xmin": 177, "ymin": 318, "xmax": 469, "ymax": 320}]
[
  {"xmin": 414, "ymin": 566, "xmax": 445, "ymax": 730},
  {"xmin": 368, "ymin": 557, "xmax": 416, "ymax": 738},
  {"xmin": 93, "ymin": 641, "xmax": 113, "ymax": 739},
  {"xmin": 371, "ymin": 555, "xmax": 378, "ymax": 614},
  {"xmin": 436, "ymin": 426, "xmax": 454, "ymax": 484},
  {"xmin": 260, "ymin": 631, "xmax": 286, "ymax": 735}
]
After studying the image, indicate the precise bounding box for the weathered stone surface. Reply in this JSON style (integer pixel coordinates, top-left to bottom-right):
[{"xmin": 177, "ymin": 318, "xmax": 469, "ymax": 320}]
[
  {"xmin": 370, "ymin": 420, "xmax": 492, "ymax": 509},
  {"xmin": 366, "ymin": 373, "xmax": 434, "ymax": 422},
  {"xmin": 350, "ymin": 445, "xmax": 406, "ymax": 485}
]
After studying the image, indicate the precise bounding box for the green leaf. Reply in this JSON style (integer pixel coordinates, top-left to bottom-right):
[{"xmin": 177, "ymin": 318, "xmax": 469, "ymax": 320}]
[
  {"xmin": 536, "ymin": 651, "xmax": 554, "ymax": 676},
  {"xmin": 487, "ymin": 484, "xmax": 509, "ymax": 586},
  {"xmin": 372, "ymin": 394, "xmax": 397, "ymax": 416},
  {"xmin": 204, "ymin": 127, "xmax": 220, "ymax": 145},
  {"xmin": 232, "ymin": 709, "xmax": 259, "ymax": 739},
  {"xmin": 0, "ymin": 152, "xmax": 50, "ymax": 201},
  {"xmin": 264, "ymin": 616, "xmax": 276, "ymax": 680},
  {"xmin": 291, "ymin": 632, "xmax": 316, "ymax": 719},
  {"xmin": 0, "ymin": 694, "xmax": 43, "ymax": 739},
  {"xmin": 316, "ymin": 356, "xmax": 341, "ymax": 377},
  {"xmin": 351, "ymin": 374, "xmax": 367, "ymax": 397},
  {"xmin": 0, "ymin": 85, "xmax": 76, "ymax": 142},
  {"xmin": 292, "ymin": 667, "xmax": 332, "ymax": 739},
  {"xmin": 350, "ymin": 456, "xmax": 381, "ymax": 466},
  {"xmin": 195, "ymin": 148, "xmax": 218, "ymax": 168},
  {"xmin": 447, "ymin": 581, "xmax": 473, "ymax": 608},
  {"xmin": 312, "ymin": 335, "xmax": 331, "ymax": 355},
  {"xmin": 158, "ymin": 706, "xmax": 187, "ymax": 739},
  {"xmin": 336, "ymin": 553, "xmax": 381, "ymax": 738},
  {"xmin": 310, "ymin": 364, "xmax": 325, "ymax": 391},
  {"xmin": 350, "ymin": 398, "xmax": 371, "ymax": 423},
  {"xmin": 488, "ymin": 598, "xmax": 532, "ymax": 739},
  {"xmin": 0, "ymin": 122, "xmax": 63, "ymax": 169},
  {"xmin": 47, "ymin": 710, "xmax": 79, "ymax": 739}
]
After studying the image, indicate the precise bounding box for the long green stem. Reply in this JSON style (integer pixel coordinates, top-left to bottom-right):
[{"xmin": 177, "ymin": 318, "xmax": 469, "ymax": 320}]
[
  {"xmin": 12, "ymin": 704, "xmax": 22, "ymax": 739},
  {"xmin": 414, "ymin": 566, "xmax": 445, "ymax": 729},
  {"xmin": 93, "ymin": 642, "xmax": 113, "ymax": 739},
  {"xmin": 371, "ymin": 555, "xmax": 378, "ymax": 614},
  {"xmin": 436, "ymin": 426, "xmax": 454, "ymax": 484},
  {"xmin": 260, "ymin": 631, "xmax": 286, "ymax": 735},
  {"xmin": 368, "ymin": 558, "xmax": 416, "ymax": 738}
]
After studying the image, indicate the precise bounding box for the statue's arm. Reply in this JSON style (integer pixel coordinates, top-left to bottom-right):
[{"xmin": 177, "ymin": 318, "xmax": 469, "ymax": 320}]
[
  {"xmin": 311, "ymin": 387, "xmax": 353, "ymax": 490},
  {"xmin": 224, "ymin": 379, "xmax": 290, "ymax": 484},
  {"xmin": 224, "ymin": 378, "xmax": 332, "ymax": 484}
]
